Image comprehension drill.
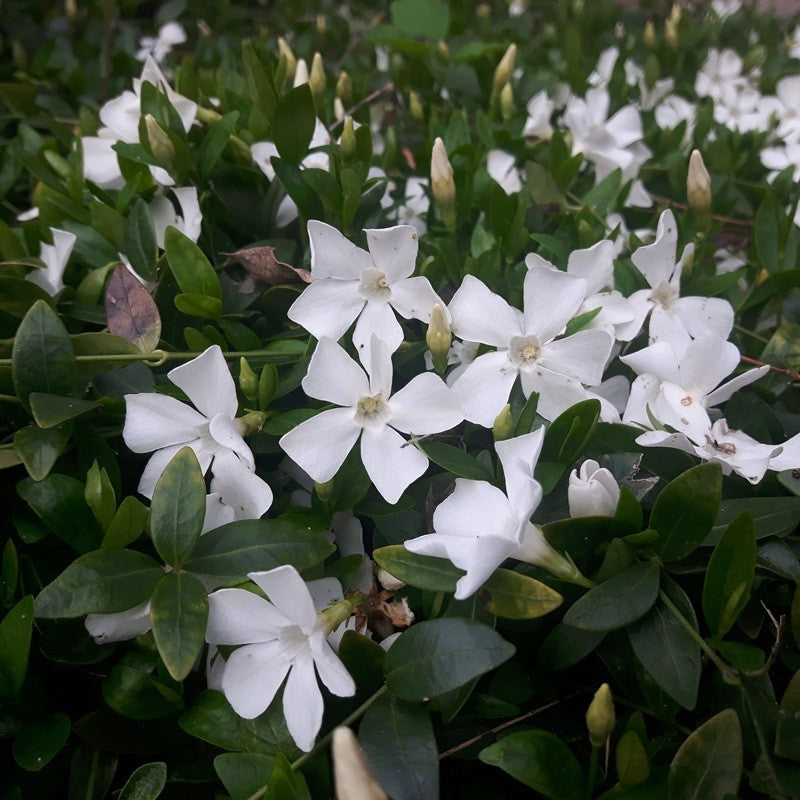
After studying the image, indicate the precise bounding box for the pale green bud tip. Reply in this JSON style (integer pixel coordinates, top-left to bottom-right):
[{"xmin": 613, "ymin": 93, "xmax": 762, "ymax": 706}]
[
  {"xmin": 234, "ymin": 411, "xmax": 267, "ymax": 437},
  {"xmin": 492, "ymin": 404, "xmax": 514, "ymax": 441},
  {"xmin": 426, "ymin": 303, "xmax": 451, "ymax": 372},
  {"xmin": 336, "ymin": 71, "xmax": 352, "ymax": 104},
  {"xmin": 409, "ymin": 90, "xmax": 424, "ymax": 123},
  {"xmin": 317, "ymin": 596, "xmax": 360, "ymax": 636},
  {"xmin": 500, "ymin": 82, "xmax": 514, "ymax": 122},
  {"xmin": 687, "ymin": 149, "xmax": 711, "ymax": 217},
  {"xmin": 332, "ymin": 726, "xmax": 388, "ymax": 800},
  {"xmin": 586, "ymin": 683, "xmax": 616, "ymax": 746},
  {"xmin": 315, "ymin": 13, "xmax": 327, "ymax": 34},
  {"xmin": 278, "ymin": 37, "xmax": 297, "ymax": 81},
  {"xmin": 431, "ymin": 137, "xmax": 456, "ymax": 209},
  {"xmin": 144, "ymin": 114, "xmax": 175, "ymax": 167},
  {"xmin": 239, "ymin": 357, "xmax": 258, "ymax": 401},
  {"xmin": 493, "ymin": 44, "xmax": 517, "ymax": 91},
  {"xmin": 314, "ymin": 479, "xmax": 335, "ymax": 501},
  {"xmin": 340, "ymin": 117, "xmax": 357, "ymax": 160},
  {"xmin": 310, "ymin": 52, "xmax": 327, "ymax": 96},
  {"xmin": 644, "ymin": 21, "xmax": 656, "ymax": 47}
]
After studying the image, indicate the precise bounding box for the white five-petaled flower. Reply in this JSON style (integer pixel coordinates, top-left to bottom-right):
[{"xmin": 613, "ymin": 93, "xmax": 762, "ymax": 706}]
[
  {"xmin": 623, "ymin": 209, "xmax": 734, "ymax": 348},
  {"xmin": 81, "ymin": 57, "xmax": 196, "ymax": 190},
  {"xmin": 288, "ymin": 222, "xmax": 442, "ymax": 355},
  {"xmin": 206, "ymin": 565, "xmax": 356, "ymax": 752},
  {"xmin": 279, "ymin": 336, "xmax": 464, "ymax": 504},
  {"xmin": 136, "ymin": 21, "xmax": 187, "ymax": 63},
  {"xmin": 26, "ymin": 228, "xmax": 76, "ymax": 296},
  {"xmin": 568, "ymin": 460, "xmax": 621, "ymax": 518},
  {"xmin": 448, "ymin": 266, "xmax": 614, "ymax": 425},
  {"xmin": 621, "ymin": 332, "xmax": 768, "ymax": 433},
  {"xmin": 123, "ymin": 345, "xmax": 273, "ymax": 517},
  {"xmin": 694, "ymin": 48, "xmax": 747, "ymax": 102}
]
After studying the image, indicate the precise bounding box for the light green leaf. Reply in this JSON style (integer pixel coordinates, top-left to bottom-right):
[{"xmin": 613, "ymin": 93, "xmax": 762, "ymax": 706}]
[
  {"xmin": 102, "ymin": 496, "xmax": 150, "ymax": 550},
  {"xmin": 13, "ymin": 424, "xmax": 71, "ymax": 481},
  {"xmin": 29, "ymin": 393, "xmax": 100, "ymax": 428},
  {"xmin": 482, "ymin": 570, "xmax": 563, "ymax": 620}
]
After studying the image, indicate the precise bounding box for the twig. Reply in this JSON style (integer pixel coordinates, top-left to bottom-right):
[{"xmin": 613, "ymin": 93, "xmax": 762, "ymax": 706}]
[
  {"xmin": 746, "ymin": 606, "xmax": 786, "ymax": 678},
  {"xmin": 328, "ymin": 82, "xmax": 396, "ymax": 133},
  {"xmin": 649, "ymin": 193, "xmax": 752, "ymax": 228},
  {"xmin": 337, "ymin": 10, "xmax": 387, "ymax": 66},
  {"xmin": 438, "ymin": 698, "xmax": 561, "ymax": 759},
  {"xmin": 740, "ymin": 355, "xmax": 800, "ymax": 382}
]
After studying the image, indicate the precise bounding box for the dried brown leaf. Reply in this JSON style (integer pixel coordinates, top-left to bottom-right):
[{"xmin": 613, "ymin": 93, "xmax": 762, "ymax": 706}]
[
  {"xmin": 223, "ymin": 246, "xmax": 312, "ymax": 285},
  {"xmin": 105, "ymin": 264, "xmax": 161, "ymax": 353}
]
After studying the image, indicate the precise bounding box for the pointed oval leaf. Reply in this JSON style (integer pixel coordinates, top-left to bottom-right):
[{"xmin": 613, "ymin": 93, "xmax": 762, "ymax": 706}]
[
  {"xmin": 563, "ymin": 562, "xmax": 660, "ymax": 632},
  {"xmin": 29, "ymin": 393, "xmax": 100, "ymax": 428},
  {"xmin": 164, "ymin": 226, "xmax": 222, "ymax": 300},
  {"xmin": 13, "ymin": 424, "xmax": 72, "ymax": 481},
  {"xmin": 150, "ymin": 572, "xmax": 209, "ymax": 681},
  {"xmin": 482, "ymin": 569, "xmax": 563, "ymax": 620},
  {"xmin": 374, "ymin": 546, "xmax": 462, "ymax": 592},
  {"xmin": 0, "ymin": 596, "xmax": 34, "ymax": 700},
  {"xmin": 150, "ymin": 447, "xmax": 206, "ymax": 567},
  {"xmin": 272, "ymin": 84, "xmax": 316, "ymax": 165},
  {"xmin": 12, "ymin": 713, "xmax": 71, "ymax": 771},
  {"xmin": 384, "ymin": 618, "xmax": 515, "ymax": 701},
  {"xmin": 118, "ymin": 762, "xmax": 167, "ymax": 800},
  {"xmin": 122, "ymin": 199, "xmax": 158, "ymax": 284},
  {"xmin": 105, "ymin": 264, "xmax": 162, "ymax": 353},
  {"xmin": 214, "ymin": 753, "xmax": 275, "ymax": 800},
  {"xmin": 668, "ymin": 709, "xmax": 742, "ymax": 800}
]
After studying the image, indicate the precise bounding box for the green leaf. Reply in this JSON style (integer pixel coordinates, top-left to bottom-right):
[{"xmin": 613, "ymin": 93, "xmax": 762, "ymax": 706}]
[
  {"xmin": 272, "ymin": 85, "xmax": 316, "ymax": 165},
  {"xmin": 0, "ymin": 596, "xmax": 34, "ymax": 699},
  {"xmin": 102, "ymin": 496, "xmax": 150, "ymax": 550},
  {"xmin": 526, "ymin": 162, "xmax": 565, "ymax": 208},
  {"xmin": 616, "ymin": 729, "xmax": 650, "ymax": 787},
  {"xmin": 123, "ymin": 199, "xmax": 158, "ymax": 284},
  {"xmin": 183, "ymin": 519, "xmax": 335, "ymax": 584},
  {"xmin": 536, "ymin": 622, "xmax": 605, "ymax": 673},
  {"xmin": 12, "ymin": 299, "xmax": 75, "ymax": 409},
  {"xmin": 174, "ymin": 292, "xmax": 223, "ymax": 318},
  {"xmin": 479, "ymin": 730, "xmax": 584, "ymax": 800},
  {"xmin": 263, "ymin": 753, "xmax": 311, "ymax": 800},
  {"xmin": 650, "ymin": 463, "xmax": 722, "ymax": 561},
  {"xmin": 118, "ymin": 762, "xmax": 167, "ymax": 800},
  {"xmin": 390, "ymin": 0, "xmax": 449, "ymax": 38},
  {"xmin": 0, "ymin": 276, "xmax": 55, "ymax": 318},
  {"xmin": 627, "ymin": 578, "xmax": 701, "ymax": 710},
  {"xmin": 417, "ymin": 440, "xmax": 495, "ymax": 481},
  {"xmin": 13, "ymin": 424, "xmax": 72, "ymax": 481},
  {"xmin": 29, "ymin": 393, "xmax": 99, "ymax": 428},
  {"xmin": 514, "ymin": 391, "xmax": 540, "ymax": 436},
  {"xmin": 214, "ymin": 753, "xmax": 274, "ymax": 800},
  {"xmin": 85, "ymin": 460, "xmax": 116, "ymax": 531},
  {"xmin": 482, "ymin": 570, "xmax": 563, "ymax": 620},
  {"xmin": 18, "ymin": 474, "xmax": 103, "ymax": 552},
  {"xmin": 374, "ymin": 546, "xmax": 462, "ymax": 592},
  {"xmin": 359, "ymin": 695, "xmax": 439, "ymax": 800},
  {"xmin": 149, "ymin": 572, "xmax": 209, "ymax": 681},
  {"xmin": 761, "ymin": 322, "xmax": 800, "ymax": 372},
  {"xmin": 103, "ymin": 657, "xmax": 183, "ymax": 720},
  {"xmin": 563, "ymin": 563, "xmax": 660, "ymax": 632},
  {"xmin": 702, "ymin": 512, "xmax": 756, "ymax": 637},
  {"xmin": 384, "ymin": 618, "xmax": 515, "ymax": 701},
  {"xmin": 705, "ymin": 497, "xmax": 800, "ymax": 544},
  {"xmin": 35, "ymin": 549, "xmax": 163, "ymax": 618},
  {"xmin": 667, "ymin": 709, "xmax": 742, "ymax": 800},
  {"xmin": 13, "ymin": 713, "xmax": 71, "ymax": 771},
  {"xmin": 150, "ymin": 447, "xmax": 206, "ymax": 567},
  {"xmin": 199, "ymin": 111, "xmax": 240, "ymax": 179},
  {"xmin": 164, "ymin": 226, "xmax": 222, "ymax": 300},
  {"xmin": 540, "ymin": 399, "xmax": 601, "ymax": 465},
  {"xmin": 754, "ymin": 192, "xmax": 781, "ymax": 274}
]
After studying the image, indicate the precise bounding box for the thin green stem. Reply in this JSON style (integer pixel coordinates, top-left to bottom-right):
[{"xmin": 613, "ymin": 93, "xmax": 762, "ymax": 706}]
[
  {"xmin": 733, "ymin": 324, "xmax": 769, "ymax": 344},
  {"xmin": 587, "ymin": 745, "xmax": 600, "ymax": 797},
  {"xmin": 658, "ymin": 589, "xmax": 736, "ymax": 680},
  {"xmin": 289, "ymin": 684, "xmax": 388, "ymax": 772},
  {"xmin": 0, "ymin": 394, "xmax": 23, "ymax": 405}
]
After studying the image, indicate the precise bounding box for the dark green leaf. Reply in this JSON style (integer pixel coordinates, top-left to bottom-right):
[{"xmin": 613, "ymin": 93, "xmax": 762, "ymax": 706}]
[
  {"xmin": 705, "ymin": 497, "xmax": 800, "ymax": 544},
  {"xmin": 272, "ymin": 85, "xmax": 316, "ymax": 165},
  {"xmin": 118, "ymin": 762, "xmax": 167, "ymax": 800},
  {"xmin": 214, "ymin": 753, "xmax": 274, "ymax": 800},
  {"xmin": 123, "ymin": 199, "xmax": 158, "ymax": 284},
  {"xmin": 199, "ymin": 112, "xmax": 240, "ymax": 179},
  {"xmin": 0, "ymin": 596, "xmax": 34, "ymax": 699},
  {"xmin": 385, "ymin": 618, "xmax": 515, "ymax": 701},
  {"xmin": 650, "ymin": 463, "xmax": 722, "ymax": 561},
  {"xmin": 374, "ymin": 546, "xmax": 462, "ymax": 592},
  {"xmin": 29, "ymin": 394, "xmax": 99, "ymax": 428},
  {"xmin": 102, "ymin": 496, "xmax": 150, "ymax": 550},
  {"xmin": 35, "ymin": 549, "xmax": 162, "ymax": 618},
  {"xmin": 150, "ymin": 572, "xmax": 209, "ymax": 681},
  {"xmin": 417, "ymin": 440, "xmax": 495, "ymax": 481},
  {"xmin": 540, "ymin": 399, "xmax": 601, "ymax": 465},
  {"xmin": 103, "ymin": 660, "xmax": 183, "ymax": 720},
  {"xmin": 563, "ymin": 563, "xmax": 659, "ymax": 631},
  {"xmin": 754, "ymin": 192, "xmax": 781, "ymax": 274},
  {"xmin": 13, "ymin": 713, "xmax": 71, "ymax": 771},
  {"xmin": 14, "ymin": 424, "xmax": 71, "ymax": 481},
  {"xmin": 164, "ymin": 226, "xmax": 222, "ymax": 300}
]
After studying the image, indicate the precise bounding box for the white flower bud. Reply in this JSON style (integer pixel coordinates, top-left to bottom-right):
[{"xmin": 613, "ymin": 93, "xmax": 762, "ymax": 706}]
[
  {"xmin": 431, "ymin": 138, "xmax": 456, "ymax": 231},
  {"xmin": 493, "ymin": 43, "xmax": 517, "ymax": 92},
  {"xmin": 426, "ymin": 303, "xmax": 451, "ymax": 373},
  {"xmin": 293, "ymin": 58, "xmax": 309, "ymax": 88},
  {"xmin": 310, "ymin": 52, "xmax": 327, "ymax": 99},
  {"xmin": 586, "ymin": 684, "xmax": 616, "ymax": 747},
  {"xmin": 332, "ymin": 727, "xmax": 388, "ymax": 800},
  {"xmin": 377, "ymin": 569, "xmax": 405, "ymax": 591},
  {"xmin": 687, "ymin": 149, "xmax": 712, "ymax": 219},
  {"xmin": 278, "ymin": 37, "xmax": 297, "ymax": 84},
  {"xmin": 568, "ymin": 460, "xmax": 620, "ymax": 518}
]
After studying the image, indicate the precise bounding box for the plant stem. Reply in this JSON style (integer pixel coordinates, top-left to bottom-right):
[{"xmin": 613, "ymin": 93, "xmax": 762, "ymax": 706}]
[
  {"xmin": 290, "ymin": 684, "xmax": 388, "ymax": 772},
  {"xmin": 587, "ymin": 745, "xmax": 600, "ymax": 797},
  {"xmin": 658, "ymin": 589, "xmax": 736, "ymax": 680}
]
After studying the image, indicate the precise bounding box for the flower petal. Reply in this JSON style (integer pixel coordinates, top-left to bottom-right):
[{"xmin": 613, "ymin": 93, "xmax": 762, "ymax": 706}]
[
  {"xmin": 81, "ymin": 136, "xmax": 125, "ymax": 189},
  {"xmin": 567, "ymin": 239, "xmax": 615, "ymax": 294},
  {"xmin": 620, "ymin": 340, "xmax": 681, "ymax": 383},
  {"xmin": 123, "ymin": 393, "xmax": 206, "ymax": 453},
  {"xmin": 136, "ymin": 439, "xmax": 215, "ymax": 498},
  {"xmin": 208, "ymin": 415, "xmax": 255, "ymax": 470},
  {"xmin": 672, "ymin": 296, "xmax": 735, "ymax": 341},
  {"xmin": 677, "ymin": 333, "xmax": 740, "ymax": 396},
  {"xmin": 221, "ymin": 640, "xmax": 292, "ymax": 719},
  {"xmin": 523, "ymin": 266, "xmax": 588, "ymax": 342},
  {"xmin": 287, "ymin": 279, "xmax": 364, "ymax": 342},
  {"xmin": 352, "ymin": 300, "xmax": 403, "ymax": 356},
  {"xmin": 706, "ymin": 365, "xmax": 769, "ymax": 407},
  {"xmin": 622, "ymin": 374, "xmax": 660, "ymax": 429},
  {"xmin": 365, "ymin": 335, "xmax": 393, "ymax": 397},
  {"xmin": 310, "ymin": 632, "xmax": 356, "ymax": 697},
  {"xmin": 206, "ymin": 588, "xmax": 288, "ymax": 644},
  {"xmin": 389, "ymin": 276, "xmax": 441, "ymax": 322},
  {"xmin": 210, "ymin": 449, "xmax": 273, "ymax": 520},
  {"xmin": 302, "ymin": 337, "xmax": 369, "ymax": 406},
  {"xmin": 364, "ymin": 225, "xmax": 418, "ymax": 282},
  {"xmin": 451, "ymin": 351, "xmax": 518, "ymax": 427},
  {"xmin": 308, "ymin": 220, "xmax": 374, "ymax": 280},
  {"xmin": 448, "ymin": 275, "xmax": 523, "ymax": 347},
  {"xmin": 279, "ymin": 408, "xmax": 361, "ymax": 484},
  {"xmin": 249, "ymin": 565, "xmax": 317, "ymax": 630},
  {"xmin": 168, "ymin": 346, "xmax": 239, "ymax": 420},
  {"xmin": 432, "ymin": 478, "xmax": 515, "ymax": 540},
  {"xmin": 283, "ymin": 654, "xmax": 324, "ymax": 752},
  {"xmin": 495, "ymin": 428, "xmax": 546, "ymax": 513},
  {"xmin": 203, "ymin": 493, "xmax": 236, "ymax": 533},
  {"xmin": 539, "ymin": 329, "xmax": 613, "ymax": 385},
  {"xmin": 388, "ymin": 373, "xmax": 464, "ymax": 434},
  {"xmin": 360, "ymin": 425, "xmax": 429, "ymax": 504},
  {"xmin": 631, "ymin": 209, "xmax": 678, "ymax": 288},
  {"xmin": 520, "ymin": 367, "xmax": 588, "ymax": 421},
  {"xmin": 85, "ymin": 601, "xmax": 152, "ymax": 644}
]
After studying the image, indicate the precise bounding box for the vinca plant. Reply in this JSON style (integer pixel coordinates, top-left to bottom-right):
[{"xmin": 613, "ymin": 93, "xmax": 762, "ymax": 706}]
[{"xmin": 2, "ymin": 0, "xmax": 800, "ymax": 798}]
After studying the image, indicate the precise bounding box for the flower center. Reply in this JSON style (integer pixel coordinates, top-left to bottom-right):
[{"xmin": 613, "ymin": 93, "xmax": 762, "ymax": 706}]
[
  {"xmin": 359, "ymin": 268, "xmax": 392, "ymax": 301},
  {"xmin": 508, "ymin": 335, "xmax": 542, "ymax": 368},
  {"xmin": 650, "ymin": 282, "xmax": 678, "ymax": 309},
  {"xmin": 705, "ymin": 435, "xmax": 737, "ymax": 456},
  {"xmin": 355, "ymin": 392, "xmax": 389, "ymax": 429}
]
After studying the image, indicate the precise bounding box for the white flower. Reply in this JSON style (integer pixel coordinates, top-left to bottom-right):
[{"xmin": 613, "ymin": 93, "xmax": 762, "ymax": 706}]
[
  {"xmin": 81, "ymin": 57, "xmax": 196, "ymax": 189},
  {"xmin": 568, "ymin": 460, "xmax": 620, "ymax": 517},
  {"xmin": 206, "ymin": 565, "xmax": 356, "ymax": 751},
  {"xmin": 149, "ymin": 187, "xmax": 202, "ymax": 247},
  {"xmin": 761, "ymin": 140, "xmax": 800, "ymax": 182},
  {"xmin": 770, "ymin": 76, "xmax": 800, "ymax": 141},
  {"xmin": 695, "ymin": 49, "xmax": 746, "ymax": 102},
  {"xmin": 654, "ymin": 95, "xmax": 697, "ymax": 150},
  {"xmin": 136, "ymin": 21, "xmax": 187, "ymax": 64},
  {"xmin": 588, "ymin": 47, "xmax": 619, "ymax": 88},
  {"xmin": 123, "ymin": 345, "xmax": 273, "ymax": 518},
  {"xmin": 637, "ymin": 418, "xmax": 781, "ymax": 485},
  {"xmin": 711, "ymin": 0, "xmax": 742, "ymax": 18},
  {"xmin": 279, "ymin": 336, "xmax": 464, "ymax": 504},
  {"xmin": 621, "ymin": 332, "xmax": 767, "ymax": 432},
  {"xmin": 790, "ymin": 25, "xmax": 800, "ymax": 59},
  {"xmin": 26, "ymin": 228, "xmax": 76, "ymax": 296},
  {"xmin": 486, "ymin": 150, "xmax": 522, "ymax": 194},
  {"xmin": 622, "ymin": 209, "xmax": 734, "ymax": 347},
  {"xmin": 714, "ymin": 84, "xmax": 779, "ymax": 134},
  {"xmin": 287, "ymin": 222, "xmax": 441, "ymax": 355},
  {"xmin": 522, "ymin": 90, "xmax": 554, "ymax": 139},
  {"xmin": 396, "ymin": 177, "xmax": 430, "ymax": 235},
  {"xmin": 448, "ymin": 266, "xmax": 614, "ymax": 425},
  {"xmin": 251, "ymin": 119, "xmax": 332, "ymax": 227}
]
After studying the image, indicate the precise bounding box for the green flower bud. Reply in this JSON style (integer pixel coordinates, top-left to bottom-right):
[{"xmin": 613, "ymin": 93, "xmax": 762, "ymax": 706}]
[
  {"xmin": 310, "ymin": 52, "xmax": 327, "ymax": 100},
  {"xmin": 500, "ymin": 82, "xmax": 514, "ymax": 122},
  {"xmin": 239, "ymin": 357, "xmax": 258, "ymax": 404},
  {"xmin": 426, "ymin": 303, "xmax": 451, "ymax": 374},
  {"xmin": 317, "ymin": 595, "xmax": 360, "ymax": 636},
  {"xmin": 644, "ymin": 21, "xmax": 656, "ymax": 48},
  {"xmin": 493, "ymin": 44, "xmax": 517, "ymax": 93},
  {"xmin": 144, "ymin": 114, "xmax": 175, "ymax": 171},
  {"xmin": 409, "ymin": 90, "xmax": 424, "ymax": 124},
  {"xmin": 336, "ymin": 71, "xmax": 353, "ymax": 105},
  {"xmin": 234, "ymin": 411, "xmax": 267, "ymax": 437},
  {"xmin": 278, "ymin": 37, "xmax": 297, "ymax": 85},
  {"xmin": 340, "ymin": 117, "xmax": 358, "ymax": 162},
  {"xmin": 258, "ymin": 364, "xmax": 278, "ymax": 411},
  {"xmin": 586, "ymin": 683, "xmax": 616, "ymax": 747},
  {"xmin": 687, "ymin": 149, "xmax": 711, "ymax": 222},
  {"xmin": 492, "ymin": 404, "xmax": 514, "ymax": 441},
  {"xmin": 431, "ymin": 137, "xmax": 457, "ymax": 233}
]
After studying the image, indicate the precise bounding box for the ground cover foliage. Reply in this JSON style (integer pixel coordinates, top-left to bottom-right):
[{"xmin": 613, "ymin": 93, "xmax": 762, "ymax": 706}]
[{"xmin": 2, "ymin": 0, "xmax": 800, "ymax": 797}]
